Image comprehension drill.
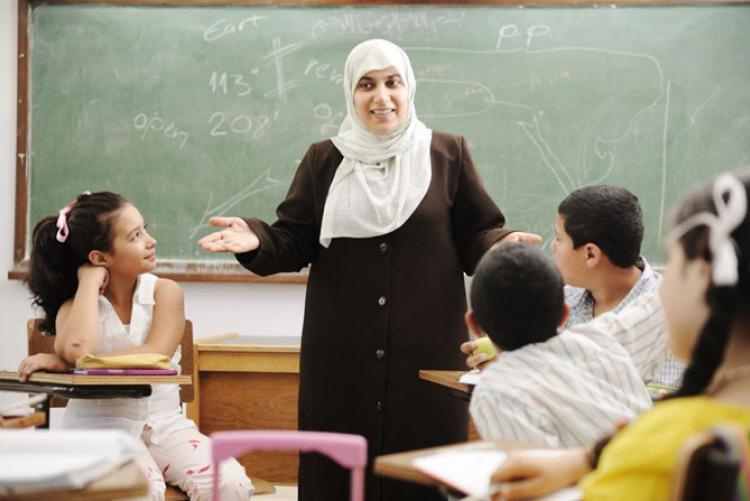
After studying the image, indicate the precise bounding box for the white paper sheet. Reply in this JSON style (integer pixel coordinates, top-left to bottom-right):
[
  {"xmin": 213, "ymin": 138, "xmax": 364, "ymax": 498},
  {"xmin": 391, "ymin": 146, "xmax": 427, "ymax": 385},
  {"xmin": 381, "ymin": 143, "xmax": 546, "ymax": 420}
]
[
  {"xmin": 413, "ymin": 449, "xmax": 508, "ymax": 496},
  {"xmin": 413, "ymin": 447, "xmax": 583, "ymax": 501},
  {"xmin": 0, "ymin": 429, "xmax": 141, "ymax": 494},
  {"xmin": 458, "ymin": 370, "xmax": 481, "ymax": 386}
]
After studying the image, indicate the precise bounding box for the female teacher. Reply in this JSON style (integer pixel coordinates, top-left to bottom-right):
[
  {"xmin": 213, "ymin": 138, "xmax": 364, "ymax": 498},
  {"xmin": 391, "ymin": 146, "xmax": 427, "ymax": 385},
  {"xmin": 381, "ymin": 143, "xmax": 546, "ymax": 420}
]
[{"xmin": 199, "ymin": 39, "xmax": 540, "ymax": 501}]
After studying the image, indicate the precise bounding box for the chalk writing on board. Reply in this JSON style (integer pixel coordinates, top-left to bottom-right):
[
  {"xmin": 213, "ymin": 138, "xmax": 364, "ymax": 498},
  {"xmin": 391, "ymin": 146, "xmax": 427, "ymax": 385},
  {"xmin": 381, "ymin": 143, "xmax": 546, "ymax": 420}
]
[
  {"xmin": 313, "ymin": 103, "xmax": 345, "ymax": 135},
  {"xmin": 262, "ymin": 37, "xmax": 306, "ymax": 102},
  {"xmin": 419, "ymin": 79, "xmax": 535, "ymax": 118},
  {"xmin": 208, "ymin": 72, "xmax": 254, "ymax": 97},
  {"xmin": 133, "ymin": 112, "xmax": 189, "ymax": 149},
  {"xmin": 203, "ymin": 15, "xmax": 267, "ymax": 42},
  {"xmin": 188, "ymin": 169, "xmax": 286, "ymax": 239},
  {"xmin": 304, "ymin": 59, "xmax": 344, "ymax": 86},
  {"xmin": 310, "ymin": 10, "xmax": 466, "ymax": 40},
  {"xmin": 657, "ymin": 81, "xmax": 672, "ymax": 240},
  {"xmin": 406, "ymin": 43, "xmax": 670, "ymax": 241},
  {"xmin": 420, "ymin": 79, "xmax": 496, "ymax": 117},
  {"xmin": 519, "ymin": 114, "xmax": 576, "ymax": 194},
  {"xmin": 416, "ymin": 64, "xmax": 454, "ymax": 79},
  {"xmin": 687, "ymin": 88, "xmax": 719, "ymax": 126},
  {"xmin": 529, "ymin": 69, "xmax": 572, "ymax": 91},
  {"xmin": 496, "ymin": 24, "xmax": 552, "ymax": 50},
  {"xmin": 208, "ymin": 111, "xmax": 279, "ymax": 139}
]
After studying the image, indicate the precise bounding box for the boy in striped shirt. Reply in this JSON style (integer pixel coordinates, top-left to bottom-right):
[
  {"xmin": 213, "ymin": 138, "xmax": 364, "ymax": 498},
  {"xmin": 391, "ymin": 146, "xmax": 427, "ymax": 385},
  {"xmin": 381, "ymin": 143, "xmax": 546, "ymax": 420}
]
[
  {"xmin": 467, "ymin": 243, "xmax": 653, "ymax": 447},
  {"xmin": 553, "ymin": 185, "xmax": 683, "ymax": 387}
]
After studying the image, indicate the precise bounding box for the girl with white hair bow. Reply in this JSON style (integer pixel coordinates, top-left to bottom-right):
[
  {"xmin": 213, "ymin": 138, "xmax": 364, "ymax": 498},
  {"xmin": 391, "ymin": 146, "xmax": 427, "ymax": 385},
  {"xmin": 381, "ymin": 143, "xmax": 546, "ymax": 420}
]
[{"xmin": 199, "ymin": 39, "xmax": 539, "ymax": 501}]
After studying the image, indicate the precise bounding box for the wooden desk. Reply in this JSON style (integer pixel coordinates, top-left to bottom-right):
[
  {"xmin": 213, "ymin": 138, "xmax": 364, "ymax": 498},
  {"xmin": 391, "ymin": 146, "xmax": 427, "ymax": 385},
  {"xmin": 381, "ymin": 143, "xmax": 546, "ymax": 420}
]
[
  {"xmin": 419, "ymin": 370, "xmax": 473, "ymax": 399},
  {"xmin": 0, "ymin": 371, "xmax": 192, "ymax": 429},
  {"xmin": 0, "ymin": 460, "xmax": 148, "ymax": 501},
  {"xmin": 191, "ymin": 334, "xmax": 300, "ymax": 483},
  {"xmin": 376, "ymin": 441, "xmax": 582, "ymax": 501},
  {"xmin": 374, "ymin": 439, "xmax": 529, "ymax": 487},
  {"xmin": 0, "ymin": 371, "xmax": 192, "ymax": 386},
  {"xmin": 419, "ymin": 369, "xmax": 481, "ymax": 441}
]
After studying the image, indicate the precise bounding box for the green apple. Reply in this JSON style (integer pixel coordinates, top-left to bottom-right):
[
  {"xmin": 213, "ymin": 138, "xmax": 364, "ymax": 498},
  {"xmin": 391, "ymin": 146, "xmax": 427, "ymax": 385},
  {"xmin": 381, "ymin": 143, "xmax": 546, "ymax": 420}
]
[{"xmin": 472, "ymin": 336, "xmax": 497, "ymax": 361}]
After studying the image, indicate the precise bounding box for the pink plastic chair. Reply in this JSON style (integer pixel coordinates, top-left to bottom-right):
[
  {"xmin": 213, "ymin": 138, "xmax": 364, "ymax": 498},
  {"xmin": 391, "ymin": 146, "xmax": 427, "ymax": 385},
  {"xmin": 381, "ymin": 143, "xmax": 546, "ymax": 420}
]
[{"xmin": 211, "ymin": 430, "xmax": 367, "ymax": 501}]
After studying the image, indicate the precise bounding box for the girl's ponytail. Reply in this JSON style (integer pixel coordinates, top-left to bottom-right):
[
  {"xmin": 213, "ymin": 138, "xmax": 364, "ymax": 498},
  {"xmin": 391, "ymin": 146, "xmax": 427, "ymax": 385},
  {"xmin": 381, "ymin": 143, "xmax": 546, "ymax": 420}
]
[{"xmin": 27, "ymin": 216, "xmax": 79, "ymax": 332}]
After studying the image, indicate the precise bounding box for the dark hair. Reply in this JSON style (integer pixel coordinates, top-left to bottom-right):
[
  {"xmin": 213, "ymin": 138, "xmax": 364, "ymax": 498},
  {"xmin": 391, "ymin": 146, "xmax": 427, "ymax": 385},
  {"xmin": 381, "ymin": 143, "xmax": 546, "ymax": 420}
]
[
  {"xmin": 26, "ymin": 191, "xmax": 129, "ymax": 333},
  {"xmin": 671, "ymin": 170, "xmax": 750, "ymax": 397},
  {"xmin": 558, "ymin": 185, "xmax": 644, "ymax": 268},
  {"xmin": 470, "ymin": 242, "xmax": 564, "ymax": 350}
]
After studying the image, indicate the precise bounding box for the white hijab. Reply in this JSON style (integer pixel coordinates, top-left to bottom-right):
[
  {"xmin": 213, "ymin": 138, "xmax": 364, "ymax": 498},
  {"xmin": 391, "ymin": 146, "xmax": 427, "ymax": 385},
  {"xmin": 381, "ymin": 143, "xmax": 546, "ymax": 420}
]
[{"xmin": 319, "ymin": 39, "xmax": 432, "ymax": 248}]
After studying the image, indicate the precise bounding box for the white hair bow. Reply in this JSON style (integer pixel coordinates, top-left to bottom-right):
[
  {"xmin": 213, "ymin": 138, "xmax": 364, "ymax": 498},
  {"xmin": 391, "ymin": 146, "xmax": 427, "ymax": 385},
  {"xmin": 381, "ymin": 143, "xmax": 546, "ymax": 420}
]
[{"xmin": 668, "ymin": 173, "xmax": 747, "ymax": 286}]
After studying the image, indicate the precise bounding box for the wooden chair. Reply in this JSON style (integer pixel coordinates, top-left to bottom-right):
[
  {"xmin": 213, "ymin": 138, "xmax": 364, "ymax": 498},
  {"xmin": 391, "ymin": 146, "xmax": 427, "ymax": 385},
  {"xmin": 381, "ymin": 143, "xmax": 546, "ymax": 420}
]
[
  {"xmin": 27, "ymin": 318, "xmax": 196, "ymax": 501},
  {"xmin": 0, "ymin": 406, "xmax": 47, "ymax": 428},
  {"xmin": 671, "ymin": 424, "xmax": 749, "ymax": 501}
]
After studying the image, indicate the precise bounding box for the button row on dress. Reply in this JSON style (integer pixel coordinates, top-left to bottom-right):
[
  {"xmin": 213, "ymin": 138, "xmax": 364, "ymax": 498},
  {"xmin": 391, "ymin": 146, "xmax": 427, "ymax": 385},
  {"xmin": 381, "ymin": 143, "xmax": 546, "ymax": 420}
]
[
  {"xmin": 377, "ymin": 296, "xmax": 387, "ymax": 306},
  {"xmin": 379, "ymin": 242, "xmax": 388, "ymax": 253},
  {"xmin": 375, "ymin": 349, "xmax": 385, "ymax": 360},
  {"xmin": 376, "ymin": 400, "xmax": 384, "ymax": 412}
]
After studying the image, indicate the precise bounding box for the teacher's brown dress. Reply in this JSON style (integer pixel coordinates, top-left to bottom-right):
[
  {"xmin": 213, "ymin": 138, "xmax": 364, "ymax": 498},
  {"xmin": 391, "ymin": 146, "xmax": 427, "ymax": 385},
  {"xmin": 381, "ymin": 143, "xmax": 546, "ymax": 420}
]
[{"xmin": 237, "ymin": 131, "xmax": 511, "ymax": 501}]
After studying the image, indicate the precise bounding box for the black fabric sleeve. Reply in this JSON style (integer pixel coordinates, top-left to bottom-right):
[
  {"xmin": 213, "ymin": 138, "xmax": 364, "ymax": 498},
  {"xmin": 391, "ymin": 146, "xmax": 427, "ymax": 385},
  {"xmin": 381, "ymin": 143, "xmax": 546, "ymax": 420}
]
[
  {"xmin": 235, "ymin": 144, "xmax": 320, "ymax": 276},
  {"xmin": 451, "ymin": 136, "xmax": 513, "ymax": 275}
]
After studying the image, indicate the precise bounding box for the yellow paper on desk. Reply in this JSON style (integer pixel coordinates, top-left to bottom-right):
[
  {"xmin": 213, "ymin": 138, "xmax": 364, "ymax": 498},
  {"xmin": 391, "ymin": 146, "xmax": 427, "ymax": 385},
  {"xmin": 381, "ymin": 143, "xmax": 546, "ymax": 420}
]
[{"xmin": 75, "ymin": 353, "xmax": 171, "ymax": 370}]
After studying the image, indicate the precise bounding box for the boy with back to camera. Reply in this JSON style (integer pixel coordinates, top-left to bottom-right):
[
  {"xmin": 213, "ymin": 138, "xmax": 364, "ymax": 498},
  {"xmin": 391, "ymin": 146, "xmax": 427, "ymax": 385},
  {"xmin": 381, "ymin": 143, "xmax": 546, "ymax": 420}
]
[{"xmin": 467, "ymin": 243, "xmax": 653, "ymax": 447}]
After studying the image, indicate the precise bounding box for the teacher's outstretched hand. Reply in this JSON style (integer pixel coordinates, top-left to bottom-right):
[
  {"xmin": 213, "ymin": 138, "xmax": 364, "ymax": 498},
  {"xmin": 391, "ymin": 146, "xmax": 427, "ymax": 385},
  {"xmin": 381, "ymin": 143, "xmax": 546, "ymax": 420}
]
[
  {"xmin": 197, "ymin": 216, "xmax": 259, "ymax": 253},
  {"xmin": 499, "ymin": 231, "xmax": 543, "ymax": 245}
]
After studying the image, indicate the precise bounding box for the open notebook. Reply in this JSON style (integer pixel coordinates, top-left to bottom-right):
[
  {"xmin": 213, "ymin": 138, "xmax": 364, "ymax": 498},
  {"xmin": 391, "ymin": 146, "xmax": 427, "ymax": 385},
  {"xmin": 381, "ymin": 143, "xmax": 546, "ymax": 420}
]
[
  {"xmin": 412, "ymin": 445, "xmax": 582, "ymax": 500},
  {"xmin": 0, "ymin": 429, "xmax": 141, "ymax": 494}
]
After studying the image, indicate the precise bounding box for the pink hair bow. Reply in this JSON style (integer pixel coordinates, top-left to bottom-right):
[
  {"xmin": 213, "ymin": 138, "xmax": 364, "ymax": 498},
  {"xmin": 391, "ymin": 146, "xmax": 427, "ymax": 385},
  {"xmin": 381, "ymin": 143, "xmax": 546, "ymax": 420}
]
[{"xmin": 55, "ymin": 191, "xmax": 92, "ymax": 243}]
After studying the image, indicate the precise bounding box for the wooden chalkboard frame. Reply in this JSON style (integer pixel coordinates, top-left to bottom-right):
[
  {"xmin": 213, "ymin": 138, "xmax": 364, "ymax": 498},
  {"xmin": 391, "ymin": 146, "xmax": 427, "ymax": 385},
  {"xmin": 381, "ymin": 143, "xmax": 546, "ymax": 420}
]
[{"xmin": 11, "ymin": 0, "xmax": 749, "ymax": 282}]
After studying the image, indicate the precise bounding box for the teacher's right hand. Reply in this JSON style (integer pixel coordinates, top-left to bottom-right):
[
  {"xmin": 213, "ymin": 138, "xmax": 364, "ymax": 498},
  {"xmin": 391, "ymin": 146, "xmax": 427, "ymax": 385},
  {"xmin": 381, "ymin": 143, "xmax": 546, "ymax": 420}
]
[{"xmin": 198, "ymin": 217, "xmax": 260, "ymax": 253}]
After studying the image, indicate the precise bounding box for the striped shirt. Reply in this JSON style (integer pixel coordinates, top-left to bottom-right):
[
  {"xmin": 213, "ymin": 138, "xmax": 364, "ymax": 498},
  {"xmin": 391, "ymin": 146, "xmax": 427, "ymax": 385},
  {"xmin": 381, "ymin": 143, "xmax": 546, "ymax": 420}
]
[
  {"xmin": 563, "ymin": 257, "xmax": 659, "ymax": 328},
  {"xmin": 564, "ymin": 257, "xmax": 685, "ymax": 387},
  {"xmin": 470, "ymin": 293, "xmax": 662, "ymax": 447}
]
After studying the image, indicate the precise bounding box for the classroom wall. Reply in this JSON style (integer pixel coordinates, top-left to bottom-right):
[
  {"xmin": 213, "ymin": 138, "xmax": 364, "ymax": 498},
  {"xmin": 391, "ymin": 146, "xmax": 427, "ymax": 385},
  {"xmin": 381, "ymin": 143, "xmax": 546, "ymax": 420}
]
[{"xmin": 0, "ymin": 2, "xmax": 306, "ymax": 405}]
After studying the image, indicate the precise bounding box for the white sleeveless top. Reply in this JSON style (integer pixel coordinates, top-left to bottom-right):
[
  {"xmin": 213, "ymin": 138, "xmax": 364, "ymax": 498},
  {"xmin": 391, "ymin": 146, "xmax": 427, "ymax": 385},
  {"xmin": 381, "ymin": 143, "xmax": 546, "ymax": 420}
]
[{"xmin": 63, "ymin": 273, "xmax": 195, "ymax": 444}]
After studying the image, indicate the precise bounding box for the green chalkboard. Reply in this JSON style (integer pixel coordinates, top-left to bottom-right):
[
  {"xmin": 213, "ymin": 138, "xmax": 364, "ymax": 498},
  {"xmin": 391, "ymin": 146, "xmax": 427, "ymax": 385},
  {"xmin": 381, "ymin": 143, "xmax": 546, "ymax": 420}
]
[{"xmin": 22, "ymin": 2, "xmax": 750, "ymax": 276}]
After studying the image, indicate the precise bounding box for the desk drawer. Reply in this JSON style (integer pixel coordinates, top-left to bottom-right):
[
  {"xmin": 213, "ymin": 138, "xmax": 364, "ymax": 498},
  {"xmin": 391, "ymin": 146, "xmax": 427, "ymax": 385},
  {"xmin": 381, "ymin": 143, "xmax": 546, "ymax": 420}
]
[{"xmin": 198, "ymin": 371, "xmax": 299, "ymax": 483}]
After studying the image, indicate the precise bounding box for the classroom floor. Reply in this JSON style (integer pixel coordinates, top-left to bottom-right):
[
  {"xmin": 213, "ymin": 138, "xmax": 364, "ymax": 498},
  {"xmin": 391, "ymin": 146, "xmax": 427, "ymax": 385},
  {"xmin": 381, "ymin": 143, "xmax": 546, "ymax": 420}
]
[{"xmin": 258, "ymin": 485, "xmax": 297, "ymax": 500}]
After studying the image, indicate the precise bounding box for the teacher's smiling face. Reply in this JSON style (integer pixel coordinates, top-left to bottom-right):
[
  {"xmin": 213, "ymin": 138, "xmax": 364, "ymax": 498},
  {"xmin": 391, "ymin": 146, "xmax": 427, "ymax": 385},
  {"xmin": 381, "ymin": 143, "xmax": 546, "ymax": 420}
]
[{"xmin": 353, "ymin": 66, "xmax": 408, "ymax": 135}]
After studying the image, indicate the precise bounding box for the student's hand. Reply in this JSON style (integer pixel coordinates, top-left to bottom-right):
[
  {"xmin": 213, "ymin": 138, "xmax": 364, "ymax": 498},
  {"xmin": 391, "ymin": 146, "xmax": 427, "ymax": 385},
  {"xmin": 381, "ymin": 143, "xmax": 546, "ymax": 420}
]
[
  {"xmin": 493, "ymin": 232, "xmax": 543, "ymax": 248},
  {"xmin": 17, "ymin": 353, "xmax": 71, "ymax": 381},
  {"xmin": 198, "ymin": 217, "xmax": 260, "ymax": 253},
  {"xmin": 490, "ymin": 448, "xmax": 590, "ymax": 500},
  {"xmin": 460, "ymin": 340, "xmax": 492, "ymax": 370},
  {"xmin": 77, "ymin": 264, "xmax": 109, "ymax": 294}
]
